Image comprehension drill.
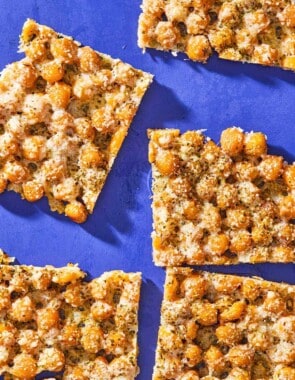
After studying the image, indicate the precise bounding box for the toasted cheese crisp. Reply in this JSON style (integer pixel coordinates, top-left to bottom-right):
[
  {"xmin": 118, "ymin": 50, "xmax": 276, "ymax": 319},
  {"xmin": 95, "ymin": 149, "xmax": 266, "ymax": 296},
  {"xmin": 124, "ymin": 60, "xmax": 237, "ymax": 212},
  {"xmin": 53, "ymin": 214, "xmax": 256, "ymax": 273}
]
[
  {"xmin": 0, "ymin": 261, "xmax": 141, "ymax": 380},
  {"xmin": 138, "ymin": 0, "xmax": 295, "ymax": 71},
  {"xmin": 153, "ymin": 267, "xmax": 295, "ymax": 380},
  {"xmin": 148, "ymin": 127, "xmax": 295, "ymax": 266},
  {"xmin": 0, "ymin": 19, "xmax": 152, "ymax": 223}
]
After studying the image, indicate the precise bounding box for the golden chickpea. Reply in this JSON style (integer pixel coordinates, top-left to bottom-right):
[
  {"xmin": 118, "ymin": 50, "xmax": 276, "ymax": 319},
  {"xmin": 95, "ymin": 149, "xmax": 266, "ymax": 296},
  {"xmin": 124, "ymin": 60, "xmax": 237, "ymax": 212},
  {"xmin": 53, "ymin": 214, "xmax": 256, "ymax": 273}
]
[
  {"xmin": 186, "ymin": 11, "xmax": 209, "ymax": 34},
  {"xmin": 209, "ymin": 28, "xmax": 234, "ymax": 52},
  {"xmin": 186, "ymin": 320, "xmax": 199, "ymax": 340},
  {"xmin": 10, "ymin": 296, "xmax": 34, "ymax": 322},
  {"xmin": 283, "ymin": 55, "xmax": 295, "ymax": 70},
  {"xmin": 179, "ymin": 371, "xmax": 200, "ymax": 380},
  {"xmin": 201, "ymin": 140, "xmax": 221, "ymax": 163},
  {"xmin": 220, "ymin": 301, "xmax": 246, "ymax": 322},
  {"xmin": 185, "ymin": 344, "xmax": 202, "ymax": 367},
  {"xmin": 22, "ymin": 135, "xmax": 47, "ymax": 161},
  {"xmin": 214, "ymin": 276, "xmax": 241, "ymax": 294},
  {"xmin": 11, "ymin": 353, "xmax": 37, "ymax": 379},
  {"xmin": 37, "ymin": 308, "xmax": 59, "ymax": 330},
  {"xmin": 0, "ymin": 132, "xmax": 19, "ymax": 159},
  {"xmin": 0, "ymin": 286, "xmax": 10, "ymax": 311},
  {"xmin": 259, "ymin": 155, "xmax": 283, "ymax": 181},
  {"xmin": 105, "ymin": 330, "xmax": 127, "ymax": 354},
  {"xmin": 48, "ymin": 82, "xmax": 71, "ymax": 109},
  {"xmin": 181, "ymin": 274, "xmax": 207, "ymax": 299},
  {"xmin": 3, "ymin": 161, "xmax": 28, "ymax": 184},
  {"xmin": 196, "ymin": 174, "xmax": 218, "ymax": 200},
  {"xmin": 159, "ymin": 326, "xmax": 183, "ymax": 351},
  {"xmin": 279, "ymin": 195, "xmax": 295, "ymax": 220},
  {"xmin": 244, "ymin": 132, "xmax": 267, "ymax": 156},
  {"xmin": 52, "ymin": 178, "xmax": 80, "ymax": 202},
  {"xmin": 0, "ymin": 322, "xmax": 16, "ymax": 347},
  {"xmin": 155, "ymin": 21, "xmax": 180, "ymax": 50},
  {"xmin": 25, "ymin": 39, "xmax": 47, "ymax": 61},
  {"xmin": 74, "ymin": 117, "xmax": 96, "ymax": 140},
  {"xmin": 281, "ymin": 4, "xmax": 295, "ymax": 27},
  {"xmin": 39, "ymin": 347, "xmax": 65, "ymax": 372},
  {"xmin": 91, "ymin": 300, "xmax": 114, "ymax": 320},
  {"xmin": 63, "ymin": 283, "xmax": 85, "ymax": 307},
  {"xmin": 79, "ymin": 46, "xmax": 102, "ymax": 72},
  {"xmin": 0, "ymin": 347, "xmax": 9, "ymax": 366},
  {"xmin": 204, "ymin": 346, "xmax": 224, "ymax": 371},
  {"xmin": 41, "ymin": 60, "xmax": 64, "ymax": 83},
  {"xmin": 81, "ymin": 324, "xmax": 103, "ymax": 353},
  {"xmin": 253, "ymin": 44, "xmax": 278, "ymax": 66},
  {"xmin": 23, "ymin": 180, "xmax": 44, "ymax": 202},
  {"xmin": 155, "ymin": 150, "xmax": 179, "ymax": 176},
  {"xmin": 207, "ymin": 233, "xmax": 229, "ymax": 255},
  {"xmin": 80, "ymin": 144, "xmax": 104, "ymax": 168},
  {"xmin": 21, "ymin": 19, "xmax": 39, "ymax": 44},
  {"xmin": 51, "ymin": 37, "xmax": 78, "ymax": 63},
  {"xmin": 230, "ymin": 230, "xmax": 252, "ymax": 254},
  {"xmin": 195, "ymin": 302, "xmax": 217, "ymax": 326},
  {"xmin": 61, "ymin": 324, "xmax": 81, "ymax": 347},
  {"xmin": 181, "ymin": 131, "xmax": 204, "ymax": 147},
  {"xmin": 226, "ymin": 207, "xmax": 251, "ymax": 229},
  {"xmin": 186, "ymin": 35, "xmax": 212, "ymax": 62},
  {"xmin": 241, "ymin": 279, "xmax": 261, "ymax": 301},
  {"xmin": 234, "ymin": 161, "xmax": 259, "ymax": 181},
  {"xmin": 183, "ymin": 200, "xmax": 200, "ymax": 220},
  {"xmin": 228, "ymin": 345, "xmax": 254, "ymax": 367},
  {"xmin": 216, "ymin": 324, "xmax": 242, "ymax": 345},
  {"xmin": 17, "ymin": 329, "xmax": 40, "ymax": 354},
  {"xmin": 42, "ymin": 158, "xmax": 66, "ymax": 181},
  {"xmin": 251, "ymin": 224, "xmax": 272, "ymax": 245},
  {"xmin": 22, "ymin": 63, "xmax": 37, "ymax": 88},
  {"xmin": 283, "ymin": 165, "xmax": 295, "ymax": 189},
  {"xmin": 91, "ymin": 107, "xmax": 117, "ymax": 133},
  {"xmin": 0, "ymin": 174, "xmax": 7, "ymax": 194},
  {"xmin": 273, "ymin": 366, "xmax": 295, "ymax": 380},
  {"xmin": 263, "ymin": 292, "xmax": 285, "ymax": 314},
  {"xmin": 53, "ymin": 265, "xmax": 84, "ymax": 285},
  {"xmin": 227, "ymin": 368, "xmax": 250, "ymax": 380},
  {"xmin": 165, "ymin": 276, "xmax": 179, "ymax": 301},
  {"xmin": 201, "ymin": 204, "xmax": 221, "ymax": 231},
  {"xmin": 64, "ymin": 366, "xmax": 87, "ymax": 380},
  {"xmin": 216, "ymin": 183, "xmax": 238, "ymax": 209},
  {"xmin": 272, "ymin": 246, "xmax": 294, "ymax": 261},
  {"xmin": 220, "ymin": 127, "xmax": 244, "ymax": 156},
  {"xmin": 65, "ymin": 201, "xmax": 88, "ymax": 223}
]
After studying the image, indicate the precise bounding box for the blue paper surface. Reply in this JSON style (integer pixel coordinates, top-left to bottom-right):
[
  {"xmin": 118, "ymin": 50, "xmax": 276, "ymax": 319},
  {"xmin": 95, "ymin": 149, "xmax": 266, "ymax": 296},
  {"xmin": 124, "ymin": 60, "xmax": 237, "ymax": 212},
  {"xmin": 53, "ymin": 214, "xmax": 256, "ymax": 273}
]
[{"xmin": 0, "ymin": 1, "xmax": 294, "ymax": 379}]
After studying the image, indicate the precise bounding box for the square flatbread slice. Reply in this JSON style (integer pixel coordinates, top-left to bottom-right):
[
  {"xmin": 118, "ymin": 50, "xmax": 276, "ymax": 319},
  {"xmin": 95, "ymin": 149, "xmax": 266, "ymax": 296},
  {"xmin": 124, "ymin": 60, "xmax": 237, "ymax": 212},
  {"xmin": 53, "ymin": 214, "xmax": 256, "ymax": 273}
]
[
  {"xmin": 0, "ymin": 260, "xmax": 141, "ymax": 380},
  {"xmin": 0, "ymin": 19, "xmax": 152, "ymax": 223},
  {"xmin": 138, "ymin": 0, "xmax": 295, "ymax": 71},
  {"xmin": 148, "ymin": 127, "xmax": 295, "ymax": 266},
  {"xmin": 153, "ymin": 267, "xmax": 295, "ymax": 380}
]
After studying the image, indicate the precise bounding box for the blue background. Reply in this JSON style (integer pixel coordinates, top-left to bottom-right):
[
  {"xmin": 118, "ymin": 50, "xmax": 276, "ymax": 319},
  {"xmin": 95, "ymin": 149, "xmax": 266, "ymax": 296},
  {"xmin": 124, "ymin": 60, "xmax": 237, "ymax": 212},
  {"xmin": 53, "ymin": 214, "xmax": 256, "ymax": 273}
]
[{"xmin": 0, "ymin": 1, "xmax": 294, "ymax": 379}]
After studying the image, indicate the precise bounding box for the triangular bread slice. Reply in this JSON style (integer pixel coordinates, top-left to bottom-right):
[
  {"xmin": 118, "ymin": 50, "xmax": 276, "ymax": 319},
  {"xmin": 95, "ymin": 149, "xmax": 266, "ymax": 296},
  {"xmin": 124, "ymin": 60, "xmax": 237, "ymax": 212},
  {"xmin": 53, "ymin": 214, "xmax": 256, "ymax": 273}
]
[
  {"xmin": 148, "ymin": 127, "xmax": 295, "ymax": 265},
  {"xmin": 0, "ymin": 19, "xmax": 152, "ymax": 223}
]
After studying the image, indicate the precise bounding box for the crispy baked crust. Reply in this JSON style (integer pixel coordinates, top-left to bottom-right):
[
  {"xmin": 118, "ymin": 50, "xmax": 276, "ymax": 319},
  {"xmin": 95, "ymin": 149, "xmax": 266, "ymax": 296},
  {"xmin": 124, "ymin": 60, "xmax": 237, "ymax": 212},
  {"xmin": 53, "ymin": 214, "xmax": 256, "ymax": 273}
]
[
  {"xmin": 0, "ymin": 19, "xmax": 152, "ymax": 223},
  {"xmin": 148, "ymin": 128, "xmax": 295, "ymax": 266},
  {"xmin": 0, "ymin": 261, "xmax": 141, "ymax": 379},
  {"xmin": 138, "ymin": 0, "xmax": 295, "ymax": 70},
  {"xmin": 153, "ymin": 267, "xmax": 295, "ymax": 380}
]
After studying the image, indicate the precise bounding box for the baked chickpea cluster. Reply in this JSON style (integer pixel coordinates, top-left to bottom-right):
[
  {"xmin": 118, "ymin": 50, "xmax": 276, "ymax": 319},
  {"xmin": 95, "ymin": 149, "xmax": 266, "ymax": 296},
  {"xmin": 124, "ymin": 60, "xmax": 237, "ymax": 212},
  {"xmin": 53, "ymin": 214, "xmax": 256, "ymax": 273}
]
[
  {"xmin": 149, "ymin": 127, "xmax": 295, "ymax": 266},
  {"xmin": 153, "ymin": 268, "xmax": 295, "ymax": 380},
  {"xmin": 0, "ymin": 20, "xmax": 152, "ymax": 223},
  {"xmin": 138, "ymin": 0, "xmax": 295, "ymax": 70},
  {"xmin": 0, "ymin": 261, "xmax": 141, "ymax": 380}
]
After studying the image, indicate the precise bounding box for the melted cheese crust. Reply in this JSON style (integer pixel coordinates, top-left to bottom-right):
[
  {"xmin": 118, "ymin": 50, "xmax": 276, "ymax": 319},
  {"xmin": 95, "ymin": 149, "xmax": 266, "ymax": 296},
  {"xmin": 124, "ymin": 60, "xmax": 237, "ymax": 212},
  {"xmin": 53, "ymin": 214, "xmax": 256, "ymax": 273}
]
[
  {"xmin": 138, "ymin": 0, "xmax": 295, "ymax": 70},
  {"xmin": 148, "ymin": 128, "xmax": 295, "ymax": 266},
  {"xmin": 0, "ymin": 260, "xmax": 141, "ymax": 380},
  {"xmin": 153, "ymin": 267, "xmax": 295, "ymax": 380},
  {"xmin": 0, "ymin": 19, "xmax": 152, "ymax": 223}
]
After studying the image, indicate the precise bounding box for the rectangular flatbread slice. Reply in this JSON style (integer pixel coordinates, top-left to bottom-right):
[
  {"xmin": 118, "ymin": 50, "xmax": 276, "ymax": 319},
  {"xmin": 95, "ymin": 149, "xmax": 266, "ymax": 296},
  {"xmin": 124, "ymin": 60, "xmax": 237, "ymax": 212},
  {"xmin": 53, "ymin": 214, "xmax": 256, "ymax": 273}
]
[
  {"xmin": 0, "ymin": 260, "xmax": 141, "ymax": 379},
  {"xmin": 0, "ymin": 19, "xmax": 152, "ymax": 223},
  {"xmin": 138, "ymin": 0, "xmax": 295, "ymax": 71},
  {"xmin": 153, "ymin": 267, "xmax": 295, "ymax": 380},
  {"xmin": 148, "ymin": 127, "xmax": 295, "ymax": 266}
]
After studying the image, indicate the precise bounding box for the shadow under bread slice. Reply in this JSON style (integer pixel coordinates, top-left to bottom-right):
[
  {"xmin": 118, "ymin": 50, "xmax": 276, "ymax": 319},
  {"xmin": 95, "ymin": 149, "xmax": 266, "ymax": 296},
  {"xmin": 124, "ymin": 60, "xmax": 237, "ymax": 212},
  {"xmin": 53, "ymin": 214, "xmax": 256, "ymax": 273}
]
[
  {"xmin": 153, "ymin": 267, "xmax": 295, "ymax": 380},
  {"xmin": 0, "ymin": 19, "xmax": 153, "ymax": 223},
  {"xmin": 0, "ymin": 251, "xmax": 141, "ymax": 379},
  {"xmin": 148, "ymin": 127, "xmax": 295, "ymax": 266}
]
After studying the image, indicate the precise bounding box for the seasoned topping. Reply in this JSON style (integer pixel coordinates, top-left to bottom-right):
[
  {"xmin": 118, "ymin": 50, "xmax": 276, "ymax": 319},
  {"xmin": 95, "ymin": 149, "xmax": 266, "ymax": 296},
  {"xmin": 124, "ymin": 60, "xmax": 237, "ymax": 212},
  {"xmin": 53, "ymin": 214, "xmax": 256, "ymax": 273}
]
[
  {"xmin": 0, "ymin": 19, "xmax": 152, "ymax": 222},
  {"xmin": 153, "ymin": 268, "xmax": 295, "ymax": 379},
  {"xmin": 149, "ymin": 127, "xmax": 295, "ymax": 265}
]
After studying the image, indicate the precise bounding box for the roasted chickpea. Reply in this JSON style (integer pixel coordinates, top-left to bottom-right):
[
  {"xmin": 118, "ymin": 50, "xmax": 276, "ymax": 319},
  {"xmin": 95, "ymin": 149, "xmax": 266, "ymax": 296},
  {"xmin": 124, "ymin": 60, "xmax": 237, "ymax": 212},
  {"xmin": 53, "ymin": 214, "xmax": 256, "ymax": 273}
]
[
  {"xmin": 155, "ymin": 150, "xmax": 179, "ymax": 176},
  {"xmin": 273, "ymin": 366, "xmax": 295, "ymax": 379},
  {"xmin": 25, "ymin": 39, "xmax": 47, "ymax": 61},
  {"xmin": 80, "ymin": 144, "xmax": 104, "ymax": 168},
  {"xmin": 91, "ymin": 107, "xmax": 117, "ymax": 133},
  {"xmin": 155, "ymin": 21, "xmax": 180, "ymax": 50},
  {"xmin": 196, "ymin": 174, "xmax": 218, "ymax": 200},
  {"xmin": 259, "ymin": 155, "xmax": 283, "ymax": 181},
  {"xmin": 91, "ymin": 300, "xmax": 114, "ymax": 320},
  {"xmin": 42, "ymin": 157, "xmax": 66, "ymax": 181},
  {"xmin": 216, "ymin": 324, "xmax": 242, "ymax": 345},
  {"xmin": 181, "ymin": 274, "xmax": 207, "ymax": 299},
  {"xmin": 280, "ymin": 4, "xmax": 295, "ymax": 27},
  {"xmin": 194, "ymin": 302, "xmax": 217, "ymax": 326},
  {"xmin": 209, "ymin": 27, "xmax": 234, "ymax": 52},
  {"xmin": 226, "ymin": 207, "xmax": 251, "ymax": 229},
  {"xmin": 179, "ymin": 371, "xmax": 200, "ymax": 380},
  {"xmin": 244, "ymin": 132, "xmax": 267, "ymax": 156},
  {"xmin": 230, "ymin": 230, "xmax": 252, "ymax": 254},
  {"xmin": 37, "ymin": 308, "xmax": 59, "ymax": 330},
  {"xmin": 220, "ymin": 127, "xmax": 244, "ymax": 156},
  {"xmin": 159, "ymin": 326, "xmax": 183, "ymax": 351},
  {"xmin": 220, "ymin": 301, "xmax": 246, "ymax": 322},
  {"xmin": 23, "ymin": 180, "xmax": 44, "ymax": 202},
  {"xmin": 0, "ymin": 132, "xmax": 19, "ymax": 159},
  {"xmin": 10, "ymin": 296, "xmax": 34, "ymax": 322},
  {"xmin": 165, "ymin": 275, "xmax": 179, "ymax": 301},
  {"xmin": 185, "ymin": 344, "xmax": 202, "ymax": 367},
  {"xmin": 48, "ymin": 82, "xmax": 71, "ymax": 108},
  {"xmin": 181, "ymin": 130, "xmax": 204, "ymax": 147},
  {"xmin": 51, "ymin": 37, "xmax": 78, "ymax": 63},
  {"xmin": 38, "ymin": 347, "xmax": 65, "ymax": 372},
  {"xmin": 17, "ymin": 329, "xmax": 40, "ymax": 354},
  {"xmin": 3, "ymin": 161, "xmax": 28, "ymax": 184},
  {"xmin": 63, "ymin": 283, "xmax": 85, "ymax": 307},
  {"xmin": 41, "ymin": 60, "xmax": 64, "ymax": 83},
  {"xmin": 279, "ymin": 195, "xmax": 295, "ymax": 220},
  {"xmin": 64, "ymin": 366, "xmax": 87, "ymax": 380},
  {"xmin": 52, "ymin": 177, "xmax": 80, "ymax": 202},
  {"xmin": 61, "ymin": 324, "xmax": 81, "ymax": 347},
  {"xmin": 234, "ymin": 161, "xmax": 259, "ymax": 181},
  {"xmin": 283, "ymin": 165, "xmax": 295, "ymax": 189},
  {"xmin": 74, "ymin": 117, "xmax": 96, "ymax": 140},
  {"xmin": 22, "ymin": 135, "xmax": 47, "ymax": 161},
  {"xmin": 228, "ymin": 345, "xmax": 254, "ymax": 367},
  {"xmin": 11, "ymin": 353, "xmax": 37, "ymax": 379},
  {"xmin": 186, "ymin": 320, "xmax": 199, "ymax": 340},
  {"xmin": 227, "ymin": 368, "xmax": 250, "ymax": 380},
  {"xmin": 81, "ymin": 324, "xmax": 103, "ymax": 353},
  {"xmin": 65, "ymin": 201, "xmax": 88, "ymax": 224},
  {"xmin": 186, "ymin": 11, "xmax": 210, "ymax": 34},
  {"xmin": 253, "ymin": 44, "xmax": 278, "ymax": 66},
  {"xmin": 186, "ymin": 35, "xmax": 212, "ymax": 62},
  {"xmin": 79, "ymin": 46, "xmax": 101, "ymax": 72},
  {"xmin": 22, "ymin": 63, "xmax": 37, "ymax": 88},
  {"xmin": 216, "ymin": 183, "xmax": 238, "ymax": 209},
  {"xmin": 183, "ymin": 200, "xmax": 200, "ymax": 220},
  {"xmin": 204, "ymin": 346, "xmax": 224, "ymax": 371},
  {"xmin": 263, "ymin": 291, "xmax": 285, "ymax": 314},
  {"xmin": 21, "ymin": 19, "xmax": 39, "ymax": 44},
  {"xmin": 207, "ymin": 233, "xmax": 229, "ymax": 255},
  {"xmin": 0, "ymin": 286, "xmax": 10, "ymax": 311},
  {"xmin": 241, "ymin": 279, "xmax": 261, "ymax": 301},
  {"xmin": 214, "ymin": 276, "xmax": 241, "ymax": 294}
]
